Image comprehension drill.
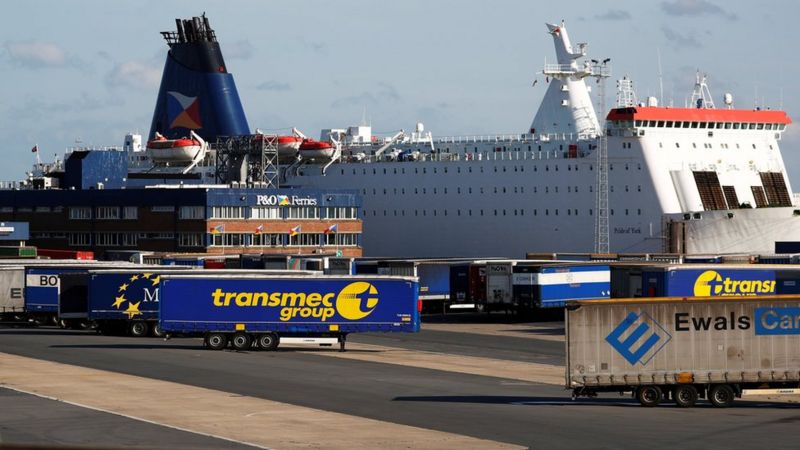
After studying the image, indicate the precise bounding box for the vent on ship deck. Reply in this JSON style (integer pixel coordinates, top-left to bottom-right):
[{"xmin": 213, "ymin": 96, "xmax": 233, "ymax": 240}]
[
  {"xmin": 759, "ymin": 172, "xmax": 792, "ymax": 207},
  {"xmin": 693, "ymin": 171, "xmax": 727, "ymax": 210}
]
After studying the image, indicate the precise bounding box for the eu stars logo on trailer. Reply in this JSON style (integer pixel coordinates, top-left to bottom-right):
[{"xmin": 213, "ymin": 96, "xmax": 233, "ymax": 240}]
[{"xmin": 606, "ymin": 312, "xmax": 671, "ymax": 365}]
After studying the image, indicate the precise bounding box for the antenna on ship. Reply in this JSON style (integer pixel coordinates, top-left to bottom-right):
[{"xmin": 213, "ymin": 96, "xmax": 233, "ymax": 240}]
[
  {"xmin": 657, "ymin": 48, "xmax": 664, "ymax": 107},
  {"xmin": 690, "ymin": 71, "xmax": 715, "ymax": 109}
]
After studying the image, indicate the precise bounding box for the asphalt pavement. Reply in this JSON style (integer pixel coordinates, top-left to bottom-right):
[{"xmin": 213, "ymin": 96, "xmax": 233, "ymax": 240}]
[{"xmin": 1, "ymin": 327, "xmax": 800, "ymax": 449}]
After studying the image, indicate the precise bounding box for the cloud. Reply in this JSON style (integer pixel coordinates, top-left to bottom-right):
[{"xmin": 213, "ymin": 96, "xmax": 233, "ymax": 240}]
[
  {"xmin": 256, "ymin": 80, "xmax": 291, "ymax": 91},
  {"xmin": 225, "ymin": 40, "xmax": 253, "ymax": 60},
  {"xmin": 660, "ymin": 0, "xmax": 737, "ymax": 20},
  {"xmin": 595, "ymin": 10, "xmax": 631, "ymax": 21},
  {"xmin": 661, "ymin": 26, "xmax": 702, "ymax": 49},
  {"xmin": 105, "ymin": 61, "xmax": 161, "ymax": 91},
  {"xmin": 3, "ymin": 40, "xmax": 69, "ymax": 68},
  {"xmin": 331, "ymin": 83, "xmax": 400, "ymax": 108}
]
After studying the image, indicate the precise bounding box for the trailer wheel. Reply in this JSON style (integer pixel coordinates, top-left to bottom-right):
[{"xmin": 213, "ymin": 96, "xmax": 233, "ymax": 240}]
[
  {"xmin": 257, "ymin": 333, "xmax": 278, "ymax": 351},
  {"xmin": 673, "ymin": 385, "xmax": 698, "ymax": 408},
  {"xmin": 636, "ymin": 386, "xmax": 663, "ymax": 407},
  {"xmin": 709, "ymin": 384, "xmax": 735, "ymax": 408},
  {"xmin": 130, "ymin": 321, "xmax": 149, "ymax": 337},
  {"xmin": 206, "ymin": 333, "xmax": 227, "ymax": 350},
  {"xmin": 231, "ymin": 332, "xmax": 252, "ymax": 351},
  {"xmin": 151, "ymin": 323, "xmax": 165, "ymax": 337}
]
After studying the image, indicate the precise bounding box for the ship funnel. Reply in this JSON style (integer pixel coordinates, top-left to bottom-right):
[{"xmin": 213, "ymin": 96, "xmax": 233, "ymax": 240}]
[{"xmin": 148, "ymin": 14, "xmax": 250, "ymax": 142}]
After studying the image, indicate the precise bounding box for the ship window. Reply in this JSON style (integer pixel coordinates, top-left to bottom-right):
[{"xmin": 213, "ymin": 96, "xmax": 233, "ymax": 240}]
[
  {"xmin": 434, "ymin": 168, "xmax": 437, "ymax": 174},
  {"xmin": 625, "ymin": 185, "xmax": 629, "ymax": 192},
  {"xmin": 402, "ymin": 188, "xmax": 406, "ymax": 194},
  {"xmin": 749, "ymin": 123, "xmax": 756, "ymax": 130},
  {"xmin": 625, "ymin": 164, "xmax": 629, "ymax": 170},
  {"xmin": 457, "ymin": 167, "xmax": 461, "ymax": 173},
  {"xmin": 373, "ymin": 169, "xmax": 376, "ymax": 174},
  {"xmin": 341, "ymin": 169, "xmax": 344, "ymax": 175},
  {"xmin": 433, "ymin": 188, "xmax": 437, "ymax": 194},
  {"xmin": 692, "ymin": 143, "xmax": 697, "ymax": 148},
  {"xmin": 555, "ymin": 165, "xmax": 559, "ymax": 171},
  {"xmin": 736, "ymin": 143, "xmax": 740, "ymax": 149},
  {"xmin": 655, "ymin": 121, "xmax": 662, "ymax": 127},
  {"xmin": 691, "ymin": 122, "xmax": 698, "ymax": 128},
  {"xmin": 494, "ymin": 167, "xmax": 497, "ymax": 173},
  {"xmin": 393, "ymin": 188, "xmax": 397, "ymax": 194},
  {"xmin": 393, "ymin": 168, "xmax": 397, "ymax": 174},
  {"xmin": 625, "ymin": 209, "xmax": 629, "ymax": 215},
  {"xmin": 521, "ymin": 209, "xmax": 524, "ymax": 216},
  {"xmin": 610, "ymin": 186, "xmax": 614, "ymax": 192},
  {"xmin": 469, "ymin": 210, "xmax": 472, "ymax": 216},
  {"xmin": 638, "ymin": 209, "xmax": 642, "ymax": 215},
  {"xmin": 373, "ymin": 189, "xmax": 376, "ymax": 195},
  {"xmin": 468, "ymin": 167, "xmax": 472, "ymax": 173},
  {"xmin": 415, "ymin": 168, "xmax": 418, "ymax": 174},
  {"xmin": 567, "ymin": 209, "xmax": 571, "ymax": 216},
  {"xmin": 534, "ymin": 209, "xmax": 537, "ymax": 216},
  {"xmin": 733, "ymin": 123, "xmax": 740, "ymax": 129},
  {"xmin": 545, "ymin": 165, "xmax": 549, "ymax": 172},
  {"xmin": 414, "ymin": 188, "xmax": 418, "ymax": 194},
  {"xmin": 457, "ymin": 210, "xmax": 461, "ymax": 216},
  {"xmin": 383, "ymin": 189, "xmax": 387, "ymax": 194},
  {"xmin": 493, "ymin": 187, "xmax": 497, "ymax": 194},
  {"xmin": 534, "ymin": 166, "xmax": 537, "ymax": 172},
  {"xmin": 545, "ymin": 209, "xmax": 548, "ymax": 216},
  {"xmin": 480, "ymin": 210, "xmax": 484, "ymax": 216},
  {"xmin": 753, "ymin": 144, "xmax": 757, "ymax": 149},
  {"xmin": 503, "ymin": 166, "xmax": 506, "ymax": 172},
  {"xmin": 534, "ymin": 187, "xmax": 537, "ymax": 193},
  {"xmin": 514, "ymin": 209, "xmax": 518, "ymax": 216},
  {"xmin": 480, "ymin": 167, "xmax": 484, "ymax": 173},
  {"xmin": 589, "ymin": 209, "xmax": 593, "ymax": 216},
  {"xmin": 638, "ymin": 185, "xmax": 642, "ymax": 192},
  {"xmin": 502, "ymin": 210, "xmax": 506, "ymax": 216},
  {"xmin": 682, "ymin": 122, "xmax": 690, "ymax": 128},
  {"xmin": 415, "ymin": 210, "xmax": 418, "ymax": 216},
  {"xmin": 666, "ymin": 121, "xmax": 673, "ymax": 127},
  {"xmin": 423, "ymin": 188, "xmax": 427, "ymax": 194},
  {"xmin": 766, "ymin": 124, "xmax": 773, "ymax": 130},
  {"xmin": 611, "ymin": 209, "xmax": 614, "ymax": 216},
  {"xmin": 468, "ymin": 187, "xmax": 472, "ymax": 194},
  {"xmin": 423, "ymin": 168, "xmax": 427, "ymax": 174},
  {"xmin": 545, "ymin": 187, "xmax": 549, "ymax": 193},
  {"xmin": 555, "ymin": 209, "xmax": 558, "ymax": 216},
  {"xmin": 659, "ymin": 142, "xmax": 663, "ymax": 148},
  {"xmin": 676, "ymin": 143, "xmax": 680, "ymax": 148},
  {"xmin": 457, "ymin": 187, "xmax": 461, "ymax": 194},
  {"xmin": 480, "ymin": 187, "xmax": 484, "ymax": 194},
  {"xmin": 589, "ymin": 186, "xmax": 593, "ymax": 193}
]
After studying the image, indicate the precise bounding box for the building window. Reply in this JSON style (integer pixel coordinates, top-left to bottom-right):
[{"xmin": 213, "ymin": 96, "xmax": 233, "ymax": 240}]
[
  {"xmin": 96, "ymin": 206, "xmax": 120, "ymax": 220},
  {"xmin": 179, "ymin": 206, "xmax": 205, "ymax": 219},
  {"xmin": 69, "ymin": 207, "xmax": 91, "ymax": 220},
  {"xmin": 178, "ymin": 233, "xmax": 203, "ymax": 247},
  {"xmin": 95, "ymin": 232, "xmax": 138, "ymax": 247},
  {"xmin": 288, "ymin": 233, "xmax": 320, "ymax": 246},
  {"xmin": 251, "ymin": 233, "xmax": 283, "ymax": 246},
  {"xmin": 68, "ymin": 233, "xmax": 91, "ymax": 246},
  {"xmin": 211, "ymin": 233, "xmax": 247, "ymax": 247},
  {"xmin": 324, "ymin": 233, "xmax": 359, "ymax": 246},
  {"xmin": 122, "ymin": 206, "xmax": 138, "ymax": 220},
  {"xmin": 251, "ymin": 206, "xmax": 281, "ymax": 219},
  {"xmin": 211, "ymin": 206, "xmax": 244, "ymax": 219},
  {"xmin": 151, "ymin": 206, "xmax": 175, "ymax": 212}
]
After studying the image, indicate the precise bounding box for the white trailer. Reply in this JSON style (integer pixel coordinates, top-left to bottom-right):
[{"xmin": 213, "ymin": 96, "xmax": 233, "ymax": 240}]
[{"xmin": 566, "ymin": 296, "xmax": 800, "ymax": 407}]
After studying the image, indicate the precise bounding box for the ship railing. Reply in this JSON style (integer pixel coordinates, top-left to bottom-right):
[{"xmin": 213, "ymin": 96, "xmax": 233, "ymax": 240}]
[
  {"xmin": 543, "ymin": 63, "xmax": 575, "ymax": 74},
  {"xmin": 353, "ymin": 147, "xmax": 581, "ymax": 164},
  {"xmin": 0, "ymin": 181, "xmax": 22, "ymax": 190},
  {"xmin": 434, "ymin": 132, "xmax": 590, "ymax": 144}
]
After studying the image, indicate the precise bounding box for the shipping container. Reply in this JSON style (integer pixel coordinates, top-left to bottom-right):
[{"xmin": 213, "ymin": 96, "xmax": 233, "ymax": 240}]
[
  {"xmin": 36, "ymin": 249, "xmax": 94, "ymax": 260},
  {"xmin": 566, "ymin": 296, "xmax": 800, "ymax": 407},
  {"xmin": 159, "ymin": 274, "xmax": 420, "ymax": 351},
  {"xmin": 0, "ymin": 266, "xmax": 26, "ymax": 318},
  {"xmin": 0, "ymin": 246, "xmax": 37, "ymax": 258},
  {"xmin": 641, "ymin": 265, "xmax": 800, "ymax": 298}
]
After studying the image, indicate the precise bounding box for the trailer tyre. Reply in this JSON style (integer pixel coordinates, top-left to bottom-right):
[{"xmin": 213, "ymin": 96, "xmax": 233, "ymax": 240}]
[
  {"xmin": 673, "ymin": 385, "xmax": 698, "ymax": 408},
  {"xmin": 231, "ymin": 332, "xmax": 252, "ymax": 351},
  {"xmin": 206, "ymin": 333, "xmax": 228, "ymax": 350},
  {"xmin": 709, "ymin": 384, "xmax": 735, "ymax": 408},
  {"xmin": 257, "ymin": 333, "xmax": 278, "ymax": 351},
  {"xmin": 151, "ymin": 323, "xmax": 165, "ymax": 337},
  {"xmin": 636, "ymin": 386, "xmax": 663, "ymax": 407},
  {"xmin": 130, "ymin": 321, "xmax": 149, "ymax": 337}
]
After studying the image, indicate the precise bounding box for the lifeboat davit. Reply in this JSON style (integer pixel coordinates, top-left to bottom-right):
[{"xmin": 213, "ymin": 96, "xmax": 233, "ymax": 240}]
[
  {"xmin": 146, "ymin": 132, "xmax": 205, "ymax": 164},
  {"xmin": 299, "ymin": 139, "xmax": 336, "ymax": 161}
]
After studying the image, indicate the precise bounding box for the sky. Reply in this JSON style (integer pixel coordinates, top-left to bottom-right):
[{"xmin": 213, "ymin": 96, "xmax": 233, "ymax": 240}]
[{"xmin": 1, "ymin": 0, "xmax": 799, "ymax": 182}]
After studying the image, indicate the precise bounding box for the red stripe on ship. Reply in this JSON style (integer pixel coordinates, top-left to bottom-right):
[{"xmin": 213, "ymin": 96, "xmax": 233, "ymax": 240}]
[{"xmin": 606, "ymin": 107, "xmax": 792, "ymax": 125}]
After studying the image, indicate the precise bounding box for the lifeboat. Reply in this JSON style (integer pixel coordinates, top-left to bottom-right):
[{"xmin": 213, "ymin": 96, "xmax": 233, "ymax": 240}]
[
  {"xmin": 277, "ymin": 135, "xmax": 303, "ymax": 161},
  {"xmin": 299, "ymin": 139, "xmax": 336, "ymax": 161},
  {"xmin": 146, "ymin": 132, "xmax": 205, "ymax": 164}
]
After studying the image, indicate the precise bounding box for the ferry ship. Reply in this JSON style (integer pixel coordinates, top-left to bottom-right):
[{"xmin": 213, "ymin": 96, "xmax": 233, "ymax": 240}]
[
  {"xmin": 280, "ymin": 22, "xmax": 796, "ymax": 257},
  {"xmin": 22, "ymin": 18, "xmax": 800, "ymax": 258}
]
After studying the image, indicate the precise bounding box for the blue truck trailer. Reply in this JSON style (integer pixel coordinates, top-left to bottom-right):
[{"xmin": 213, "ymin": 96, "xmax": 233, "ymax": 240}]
[
  {"xmin": 641, "ymin": 265, "xmax": 800, "ymax": 297},
  {"xmin": 59, "ymin": 268, "xmax": 317, "ymax": 336},
  {"xmin": 512, "ymin": 264, "xmax": 611, "ymax": 308},
  {"xmin": 159, "ymin": 274, "xmax": 420, "ymax": 351},
  {"xmin": 0, "ymin": 260, "xmax": 139, "ymax": 324}
]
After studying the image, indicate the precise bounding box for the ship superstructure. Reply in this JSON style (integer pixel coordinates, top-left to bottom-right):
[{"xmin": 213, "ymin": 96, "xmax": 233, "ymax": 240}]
[{"xmin": 280, "ymin": 22, "xmax": 796, "ymax": 257}]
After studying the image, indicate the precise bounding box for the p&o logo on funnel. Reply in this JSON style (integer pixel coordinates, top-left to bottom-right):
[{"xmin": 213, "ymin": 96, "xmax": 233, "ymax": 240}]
[
  {"xmin": 167, "ymin": 91, "xmax": 202, "ymax": 130},
  {"xmin": 336, "ymin": 282, "xmax": 379, "ymax": 320}
]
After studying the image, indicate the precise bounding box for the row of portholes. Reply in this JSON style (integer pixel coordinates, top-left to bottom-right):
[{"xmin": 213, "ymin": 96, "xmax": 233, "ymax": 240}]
[{"xmin": 365, "ymin": 208, "xmax": 643, "ymax": 217}]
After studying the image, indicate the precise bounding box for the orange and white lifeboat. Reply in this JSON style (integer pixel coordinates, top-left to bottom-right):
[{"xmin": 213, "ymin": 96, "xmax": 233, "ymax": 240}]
[
  {"xmin": 277, "ymin": 135, "xmax": 303, "ymax": 161},
  {"xmin": 146, "ymin": 132, "xmax": 205, "ymax": 164},
  {"xmin": 299, "ymin": 139, "xmax": 335, "ymax": 161}
]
